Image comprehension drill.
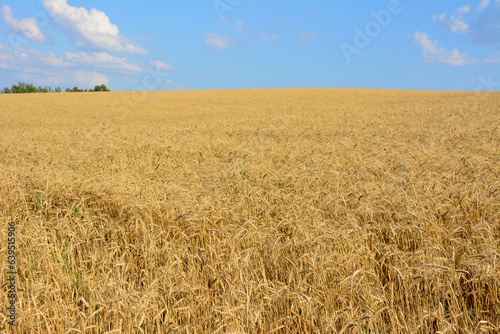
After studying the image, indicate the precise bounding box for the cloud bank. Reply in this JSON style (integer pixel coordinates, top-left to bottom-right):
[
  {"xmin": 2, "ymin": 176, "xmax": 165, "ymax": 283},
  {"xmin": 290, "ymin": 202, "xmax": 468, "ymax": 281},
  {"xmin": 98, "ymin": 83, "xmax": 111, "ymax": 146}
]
[
  {"xmin": 43, "ymin": 0, "xmax": 147, "ymax": 54},
  {"xmin": 0, "ymin": 5, "xmax": 48, "ymax": 43}
]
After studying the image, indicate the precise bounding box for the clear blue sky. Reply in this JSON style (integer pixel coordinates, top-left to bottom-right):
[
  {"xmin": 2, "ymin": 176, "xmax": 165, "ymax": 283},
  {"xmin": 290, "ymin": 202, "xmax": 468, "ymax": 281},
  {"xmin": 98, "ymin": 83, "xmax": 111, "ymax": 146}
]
[{"xmin": 0, "ymin": 0, "xmax": 498, "ymax": 91}]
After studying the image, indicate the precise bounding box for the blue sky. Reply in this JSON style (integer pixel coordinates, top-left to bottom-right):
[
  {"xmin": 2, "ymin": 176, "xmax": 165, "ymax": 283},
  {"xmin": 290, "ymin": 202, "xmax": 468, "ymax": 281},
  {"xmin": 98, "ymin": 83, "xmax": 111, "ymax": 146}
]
[{"xmin": 0, "ymin": 0, "xmax": 498, "ymax": 91}]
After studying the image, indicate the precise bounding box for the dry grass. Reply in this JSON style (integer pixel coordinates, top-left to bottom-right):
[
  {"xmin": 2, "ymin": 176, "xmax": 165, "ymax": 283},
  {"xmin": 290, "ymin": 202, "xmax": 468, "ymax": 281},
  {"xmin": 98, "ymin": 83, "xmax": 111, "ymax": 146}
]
[{"xmin": 0, "ymin": 88, "xmax": 499, "ymax": 333}]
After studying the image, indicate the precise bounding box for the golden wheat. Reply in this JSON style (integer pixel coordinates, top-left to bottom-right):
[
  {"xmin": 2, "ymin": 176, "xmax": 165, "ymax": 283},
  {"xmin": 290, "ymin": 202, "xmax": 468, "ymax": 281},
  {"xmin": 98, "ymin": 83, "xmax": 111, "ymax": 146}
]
[{"xmin": 0, "ymin": 88, "xmax": 499, "ymax": 333}]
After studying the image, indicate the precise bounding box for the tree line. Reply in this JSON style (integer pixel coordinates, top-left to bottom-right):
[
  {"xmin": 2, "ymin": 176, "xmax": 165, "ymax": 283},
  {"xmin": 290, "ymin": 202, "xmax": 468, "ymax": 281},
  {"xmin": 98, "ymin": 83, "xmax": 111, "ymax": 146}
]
[{"xmin": 1, "ymin": 82, "xmax": 110, "ymax": 94}]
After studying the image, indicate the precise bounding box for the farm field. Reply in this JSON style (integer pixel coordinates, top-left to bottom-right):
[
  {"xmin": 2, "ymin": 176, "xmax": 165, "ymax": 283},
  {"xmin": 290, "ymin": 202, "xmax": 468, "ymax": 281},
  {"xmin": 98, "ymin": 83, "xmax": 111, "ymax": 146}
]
[{"xmin": 0, "ymin": 88, "xmax": 499, "ymax": 333}]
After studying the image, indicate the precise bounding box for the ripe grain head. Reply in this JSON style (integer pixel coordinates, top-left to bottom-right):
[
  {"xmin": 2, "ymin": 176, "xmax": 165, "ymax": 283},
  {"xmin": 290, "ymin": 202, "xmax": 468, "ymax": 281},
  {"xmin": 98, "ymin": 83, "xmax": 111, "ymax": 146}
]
[{"xmin": 0, "ymin": 88, "xmax": 499, "ymax": 333}]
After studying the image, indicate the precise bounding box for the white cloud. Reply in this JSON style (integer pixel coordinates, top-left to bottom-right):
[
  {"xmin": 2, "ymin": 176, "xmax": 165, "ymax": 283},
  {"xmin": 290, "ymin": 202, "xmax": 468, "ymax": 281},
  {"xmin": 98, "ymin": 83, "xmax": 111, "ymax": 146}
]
[
  {"xmin": 432, "ymin": 2, "xmax": 500, "ymax": 47},
  {"xmin": 233, "ymin": 20, "xmax": 248, "ymax": 32},
  {"xmin": 159, "ymin": 79, "xmax": 188, "ymax": 91},
  {"xmin": 258, "ymin": 32, "xmax": 279, "ymax": 41},
  {"xmin": 0, "ymin": 5, "xmax": 48, "ymax": 43},
  {"xmin": 122, "ymin": 43, "xmax": 147, "ymax": 55},
  {"xmin": 0, "ymin": 43, "xmax": 110, "ymax": 86},
  {"xmin": 296, "ymin": 31, "xmax": 318, "ymax": 42},
  {"xmin": 0, "ymin": 44, "xmax": 143, "ymax": 74},
  {"xmin": 33, "ymin": 49, "xmax": 73, "ymax": 68},
  {"xmin": 65, "ymin": 51, "xmax": 142, "ymax": 73},
  {"xmin": 149, "ymin": 60, "xmax": 175, "ymax": 71},
  {"xmin": 0, "ymin": 44, "xmax": 73, "ymax": 69},
  {"xmin": 43, "ymin": 0, "xmax": 147, "ymax": 54},
  {"xmin": 456, "ymin": 5, "xmax": 471, "ymax": 14},
  {"xmin": 411, "ymin": 30, "xmax": 500, "ymax": 65},
  {"xmin": 483, "ymin": 52, "xmax": 500, "ymax": 63},
  {"xmin": 73, "ymin": 70, "xmax": 109, "ymax": 87},
  {"xmin": 411, "ymin": 31, "xmax": 472, "ymax": 66},
  {"xmin": 433, "ymin": 12, "xmax": 446, "ymax": 21},
  {"xmin": 0, "ymin": 43, "xmax": 16, "ymax": 67},
  {"xmin": 0, "ymin": 43, "xmax": 109, "ymax": 87},
  {"xmin": 478, "ymin": 0, "xmax": 490, "ymax": 11},
  {"xmin": 433, "ymin": 8, "xmax": 470, "ymax": 34},
  {"xmin": 203, "ymin": 33, "xmax": 236, "ymax": 51},
  {"xmin": 18, "ymin": 72, "xmax": 65, "ymax": 85}
]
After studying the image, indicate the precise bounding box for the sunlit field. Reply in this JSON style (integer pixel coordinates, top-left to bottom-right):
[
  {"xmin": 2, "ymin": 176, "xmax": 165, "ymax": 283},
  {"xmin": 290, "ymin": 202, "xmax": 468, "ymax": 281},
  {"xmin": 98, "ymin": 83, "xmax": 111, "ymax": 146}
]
[{"xmin": 1, "ymin": 88, "xmax": 499, "ymax": 333}]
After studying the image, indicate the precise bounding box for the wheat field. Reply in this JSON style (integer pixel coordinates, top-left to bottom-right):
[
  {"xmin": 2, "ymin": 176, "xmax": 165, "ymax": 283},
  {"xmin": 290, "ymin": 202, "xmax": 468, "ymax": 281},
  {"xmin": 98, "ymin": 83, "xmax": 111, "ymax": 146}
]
[{"xmin": 0, "ymin": 88, "xmax": 499, "ymax": 333}]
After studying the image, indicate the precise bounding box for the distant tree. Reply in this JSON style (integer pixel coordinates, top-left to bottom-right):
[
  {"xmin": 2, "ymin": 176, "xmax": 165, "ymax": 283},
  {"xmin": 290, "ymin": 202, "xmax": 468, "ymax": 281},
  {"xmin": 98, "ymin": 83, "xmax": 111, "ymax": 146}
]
[
  {"xmin": 2, "ymin": 82, "xmax": 109, "ymax": 93},
  {"xmin": 11, "ymin": 82, "xmax": 21, "ymax": 93},
  {"xmin": 38, "ymin": 86, "xmax": 51, "ymax": 93},
  {"xmin": 10, "ymin": 82, "xmax": 22, "ymax": 93},
  {"xmin": 93, "ymin": 84, "xmax": 110, "ymax": 92},
  {"xmin": 66, "ymin": 86, "xmax": 85, "ymax": 92},
  {"xmin": 10, "ymin": 82, "xmax": 37, "ymax": 93}
]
